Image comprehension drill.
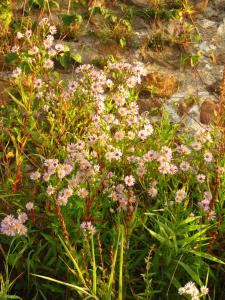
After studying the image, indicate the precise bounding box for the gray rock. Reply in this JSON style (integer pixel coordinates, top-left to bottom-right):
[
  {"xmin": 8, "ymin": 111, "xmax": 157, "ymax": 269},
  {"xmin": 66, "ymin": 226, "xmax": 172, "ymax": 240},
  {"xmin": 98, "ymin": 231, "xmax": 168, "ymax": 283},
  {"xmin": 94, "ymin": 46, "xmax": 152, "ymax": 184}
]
[
  {"xmin": 217, "ymin": 20, "xmax": 225, "ymax": 36},
  {"xmin": 65, "ymin": 41, "xmax": 101, "ymax": 65},
  {"xmin": 132, "ymin": 31, "xmax": 149, "ymax": 47},
  {"xmin": 182, "ymin": 116, "xmax": 204, "ymax": 132},
  {"xmin": 189, "ymin": 104, "xmax": 200, "ymax": 117},
  {"xmin": 205, "ymin": 7, "xmax": 218, "ymax": 18},
  {"xmin": 163, "ymin": 104, "xmax": 181, "ymax": 123},
  {"xmin": 199, "ymin": 19, "xmax": 217, "ymax": 28}
]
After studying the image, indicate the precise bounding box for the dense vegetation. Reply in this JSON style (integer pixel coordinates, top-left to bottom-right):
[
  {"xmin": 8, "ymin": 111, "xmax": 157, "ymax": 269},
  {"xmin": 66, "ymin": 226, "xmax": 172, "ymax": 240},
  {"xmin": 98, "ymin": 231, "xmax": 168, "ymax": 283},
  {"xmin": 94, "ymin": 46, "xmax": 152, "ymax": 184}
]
[{"xmin": 0, "ymin": 0, "xmax": 225, "ymax": 299}]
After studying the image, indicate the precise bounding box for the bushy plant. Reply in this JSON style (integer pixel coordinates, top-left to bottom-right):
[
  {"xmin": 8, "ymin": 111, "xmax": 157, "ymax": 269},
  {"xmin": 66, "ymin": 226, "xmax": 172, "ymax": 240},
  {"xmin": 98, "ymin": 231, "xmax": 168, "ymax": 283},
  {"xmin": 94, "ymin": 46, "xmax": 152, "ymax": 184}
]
[{"xmin": 0, "ymin": 16, "xmax": 225, "ymax": 300}]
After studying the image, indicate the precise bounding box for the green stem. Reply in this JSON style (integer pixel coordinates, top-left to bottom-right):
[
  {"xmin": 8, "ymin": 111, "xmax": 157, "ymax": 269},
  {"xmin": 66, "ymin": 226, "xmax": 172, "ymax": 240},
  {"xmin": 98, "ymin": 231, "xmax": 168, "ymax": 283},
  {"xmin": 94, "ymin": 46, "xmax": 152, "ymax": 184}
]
[
  {"xmin": 91, "ymin": 233, "xmax": 97, "ymax": 295},
  {"xmin": 119, "ymin": 225, "xmax": 124, "ymax": 300}
]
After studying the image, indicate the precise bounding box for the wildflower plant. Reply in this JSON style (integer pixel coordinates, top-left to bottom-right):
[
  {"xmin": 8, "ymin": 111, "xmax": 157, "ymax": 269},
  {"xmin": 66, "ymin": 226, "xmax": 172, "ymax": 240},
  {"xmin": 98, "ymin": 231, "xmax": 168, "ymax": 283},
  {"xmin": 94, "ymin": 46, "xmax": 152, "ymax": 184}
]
[{"xmin": 0, "ymin": 16, "xmax": 225, "ymax": 300}]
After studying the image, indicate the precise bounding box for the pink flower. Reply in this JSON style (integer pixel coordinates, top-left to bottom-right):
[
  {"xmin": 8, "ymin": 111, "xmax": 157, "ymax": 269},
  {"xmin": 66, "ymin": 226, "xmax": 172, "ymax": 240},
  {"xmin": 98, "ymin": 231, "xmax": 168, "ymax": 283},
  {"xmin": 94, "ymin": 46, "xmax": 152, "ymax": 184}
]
[
  {"xmin": 26, "ymin": 202, "xmax": 34, "ymax": 210},
  {"xmin": 180, "ymin": 161, "xmax": 190, "ymax": 171},
  {"xmin": 12, "ymin": 67, "xmax": 22, "ymax": 78},
  {"xmin": 114, "ymin": 131, "xmax": 125, "ymax": 141},
  {"xmin": 30, "ymin": 171, "xmax": 41, "ymax": 180},
  {"xmin": 17, "ymin": 32, "xmax": 23, "ymax": 39},
  {"xmin": 138, "ymin": 129, "xmax": 149, "ymax": 140},
  {"xmin": 196, "ymin": 174, "xmax": 205, "ymax": 183},
  {"xmin": 49, "ymin": 25, "xmax": 57, "ymax": 35},
  {"xmin": 136, "ymin": 164, "xmax": 146, "ymax": 177},
  {"xmin": 204, "ymin": 151, "xmax": 213, "ymax": 162},
  {"xmin": 114, "ymin": 95, "xmax": 125, "ymax": 106},
  {"xmin": 77, "ymin": 188, "xmax": 88, "ymax": 199},
  {"xmin": 47, "ymin": 185, "xmax": 55, "ymax": 195},
  {"xmin": 144, "ymin": 150, "xmax": 157, "ymax": 162},
  {"xmin": 18, "ymin": 212, "xmax": 28, "ymax": 223},
  {"xmin": 34, "ymin": 79, "xmax": 42, "ymax": 88},
  {"xmin": 158, "ymin": 162, "xmax": 170, "ymax": 174},
  {"xmin": 55, "ymin": 44, "xmax": 64, "ymax": 52},
  {"xmin": 57, "ymin": 195, "xmax": 68, "ymax": 206},
  {"xmin": 28, "ymin": 46, "xmax": 39, "ymax": 55},
  {"xmin": 124, "ymin": 175, "xmax": 135, "ymax": 187},
  {"xmin": 191, "ymin": 142, "xmax": 202, "ymax": 151},
  {"xmin": 169, "ymin": 164, "xmax": 178, "ymax": 175},
  {"xmin": 148, "ymin": 187, "xmax": 158, "ymax": 197},
  {"xmin": 112, "ymin": 149, "xmax": 122, "ymax": 160},
  {"xmin": 44, "ymin": 58, "xmax": 54, "ymax": 69},
  {"xmin": 175, "ymin": 189, "xmax": 186, "ymax": 203}
]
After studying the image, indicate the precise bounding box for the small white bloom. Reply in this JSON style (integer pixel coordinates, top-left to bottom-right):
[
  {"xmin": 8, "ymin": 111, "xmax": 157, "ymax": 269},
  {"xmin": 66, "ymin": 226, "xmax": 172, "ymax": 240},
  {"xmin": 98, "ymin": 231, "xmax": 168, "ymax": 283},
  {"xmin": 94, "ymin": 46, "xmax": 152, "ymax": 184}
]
[
  {"xmin": 26, "ymin": 202, "xmax": 34, "ymax": 210},
  {"xmin": 124, "ymin": 175, "xmax": 135, "ymax": 187}
]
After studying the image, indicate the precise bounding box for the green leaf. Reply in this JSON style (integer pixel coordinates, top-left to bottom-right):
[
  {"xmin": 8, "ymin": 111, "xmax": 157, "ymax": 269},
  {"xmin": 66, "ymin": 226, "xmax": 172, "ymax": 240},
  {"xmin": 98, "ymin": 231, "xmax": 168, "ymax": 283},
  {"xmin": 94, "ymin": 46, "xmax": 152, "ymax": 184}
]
[
  {"xmin": 41, "ymin": 233, "xmax": 56, "ymax": 245},
  {"xmin": 189, "ymin": 250, "xmax": 225, "ymax": 265},
  {"xmin": 31, "ymin": 274, "xmax": 96, "ymax": 298},
  {"xmin": 58, "ymin": 235, "xmax": 86, "ymax": 285},
  {"xmin": 2, "ymin": 296, "xmax": 22, "ymax": 299},
  {"xmin": 119, "ymin": 37, "xmax": 126, "ymax": 48},
  {"xmin": 177, "ymin": 261, "xmax": 202, "ymax": 285},
  {"xmin": 5, "ymin": 52, "xmax": 19, "ymax": 64},
  {"xmin": 71, "ymin": 53, "xmax": 82, "ymax": 64},
  {"xmin": 61, "ymin": 14, "xmax": 83, "ymax": 26},
  {"xmin": 58, "ymin": 53, "xmax": 71, "ymax": 69},
  {"xmin": 144, "ymin": 225, "xmax": 173, "ymax": 248},
  {"xmin": 8, "ymin": 91, "xmax": 26, "ymax": 109}
]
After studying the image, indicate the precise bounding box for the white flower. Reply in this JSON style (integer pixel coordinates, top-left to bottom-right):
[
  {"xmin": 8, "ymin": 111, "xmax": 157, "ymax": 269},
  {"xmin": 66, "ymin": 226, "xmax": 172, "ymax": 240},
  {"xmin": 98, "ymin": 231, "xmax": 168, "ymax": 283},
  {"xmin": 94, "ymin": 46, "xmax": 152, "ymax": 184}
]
[
  {"xmin": 49, "ymin": 25, "xmax": 57, "ymax": 35},
  {"xmin": 43, "ymin": 35, "xmax": 54, "ymax": 49},
  {"xmin": 17, "ymin": 32, "xmax": 23, "ymax": 39},
  {"xmin": 44, "ymin": 58, "xmax": 54, "ymax": 69},
  {"xmin": 175, "ymin": 189, "xmax": 186, "ymax": 203},
  {"xmin": 48, "ymin": 48, "xmax": 57, "ymax": 57},
  {"xmin": 26, "ymin": 202, "xmax": 34, "ymax": 210},
  {"xmin": 25, "ymin": 30, "xmax": 32, "ymax": 38},
  {"xmin": 124, "ymin": 175, "xmax": 135, "ymax": 187},
  {"xmin": 204, "ymin": 151, "xmax": 213, "ymax": 162},
  {"xmin": 55, "ymin": 44, "xmax": 64, "ymax": 52},
  {"xmin": 200, "ymin": 286, "xmax": 209, "ymax": 295},
  {"xmin": 30, "ymin": 171, "xmax": 41, "ymax": 180},
  {"xmin": 47, "ymin": 185, "xmax": 55, "ymax": 195},
  {"xmin": 77, "ymin": 188, "xmax": 88, "ymax": 199},
  {"xmin": 12, "ymin": 67, "xmax": 22, "ymax": 78},
  {"xmin": 28, "ymin": 46, "xmax": 39, "ymax": 55},
  {"xmin": 196, "ymin": 174, "xmax": 205, "ymax": 183},
  {"xmin": 34, "ymin": 79, "xmax": 42, "ymax": 88},
  {"xmin": 148, "ymin": 187, "xmax": 158, "ymax": 197}
]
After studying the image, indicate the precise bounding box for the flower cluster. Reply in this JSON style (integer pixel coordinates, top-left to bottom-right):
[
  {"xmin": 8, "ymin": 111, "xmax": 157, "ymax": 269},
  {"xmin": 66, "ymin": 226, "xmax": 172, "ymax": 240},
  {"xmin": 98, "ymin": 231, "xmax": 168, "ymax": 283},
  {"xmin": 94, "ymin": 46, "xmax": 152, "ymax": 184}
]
[
  {"xmin": 23, "ymin": 58, "xmax": 219, "ymax": 225},
  {"xmin": 11, "ymin": 17, "xmax": 65, "ymax": 84},
  {"xmin": 198, "ymin": 191, "xmax": 216, "ymax": 220},
  {"xmin": 178, "ymin": 282, "xmax": 209, "ymax": 299},
  {"xmin": 6, "ymin": 16, "xmax": 220, "ymax": 236},
  {"xmin": 80, "ymin": 221, "xmax": 96, "ymax": 235},
  {"xmin": 1, "ymin": 213, "xmax": 28, "ymax": 236}
]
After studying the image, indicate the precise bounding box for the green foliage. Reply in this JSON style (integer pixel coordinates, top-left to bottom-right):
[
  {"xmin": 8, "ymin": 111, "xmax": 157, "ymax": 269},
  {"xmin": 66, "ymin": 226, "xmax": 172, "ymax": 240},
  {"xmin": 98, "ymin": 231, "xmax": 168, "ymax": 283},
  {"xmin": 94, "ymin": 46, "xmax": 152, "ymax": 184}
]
[{"xmin": 0, "ymin": 3, "xmax": 224, "ymax": 300}]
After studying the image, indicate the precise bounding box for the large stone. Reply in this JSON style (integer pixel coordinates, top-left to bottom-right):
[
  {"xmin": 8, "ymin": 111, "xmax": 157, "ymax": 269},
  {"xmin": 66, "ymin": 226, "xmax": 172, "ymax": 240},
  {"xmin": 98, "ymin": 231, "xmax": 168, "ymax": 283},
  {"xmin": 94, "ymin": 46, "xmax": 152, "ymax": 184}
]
[
  {"xmin": 217, "ymin": 18, "xmax": 225, "ymax": 36},
  {"xmin": 199, "ymin": 19, "xmax": 217, "ymax": 29},
  {"xmin": 141, "ymin": 72, "xmax": 179, "ymax": 98},
  {"xmin": 178, "ymin": 97, "xmax": 197, "ymax": 116},
  {"xmin": 200, "ymin": 100, "xmax": 219, "ymax": 124},
  {"xmin": 137, "ymin": 97, "xmax": 162, "ymax": 114}
]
